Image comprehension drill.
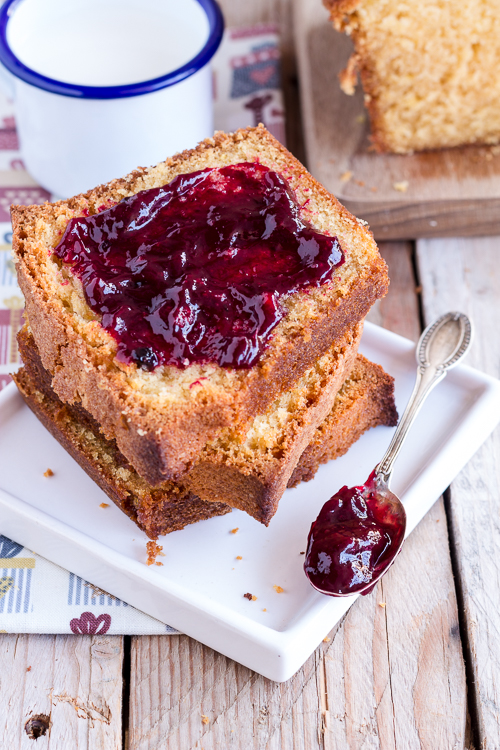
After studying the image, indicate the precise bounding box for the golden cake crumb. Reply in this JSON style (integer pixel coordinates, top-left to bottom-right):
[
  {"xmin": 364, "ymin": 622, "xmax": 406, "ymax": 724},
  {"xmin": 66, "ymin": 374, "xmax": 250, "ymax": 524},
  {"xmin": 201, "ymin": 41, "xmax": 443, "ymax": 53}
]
[
  {"xmin": 340, "ymin": 170, "xmax": 352, "ymax": 182},
  {"xmin": 230, "ymin": 528, "xmax": 239, "ymax": 534},
  {"xmin": 236, "ymin": 556, "xmax": 242, "ymax": 560},
  {"xmin": 379, "ymin": 602, "xmax": 387, "ymax": 608},
  {"xmin": 201, "ymin": 715, "xmax": 209, "ymax": 725},
  {"xmin": 273, "ymin": 585, "xmax": 284, "ymax": 594},
  {"xmin": 323, "ymin": 637, "xmax": 331, "ymax": 642},
  {"xmin": 99, "ymin": 503, "xmax": 110, "ymax": 508},
  {"xmin": 146, "ymin": 541, "xmax": 163, "ymax": 566},
  {"xmin": 43, "ymin": 468, "xmax": 54, "ymax": 477}
]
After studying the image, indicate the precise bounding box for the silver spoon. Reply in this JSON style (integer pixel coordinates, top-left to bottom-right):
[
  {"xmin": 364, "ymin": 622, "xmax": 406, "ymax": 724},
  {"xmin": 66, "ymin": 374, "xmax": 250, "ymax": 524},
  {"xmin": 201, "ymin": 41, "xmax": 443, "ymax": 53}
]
[{"xmin": 304, "ymin": 311, "xmax": 473, "ymax": 597}]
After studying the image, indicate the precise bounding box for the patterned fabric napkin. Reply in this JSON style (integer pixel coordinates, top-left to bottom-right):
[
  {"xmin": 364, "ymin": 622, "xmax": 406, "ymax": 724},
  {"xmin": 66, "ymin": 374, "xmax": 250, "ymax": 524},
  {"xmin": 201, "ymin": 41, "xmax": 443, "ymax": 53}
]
[{"xmin": 0, "ymin": 25, "xmax": 285, "ymax": 634}]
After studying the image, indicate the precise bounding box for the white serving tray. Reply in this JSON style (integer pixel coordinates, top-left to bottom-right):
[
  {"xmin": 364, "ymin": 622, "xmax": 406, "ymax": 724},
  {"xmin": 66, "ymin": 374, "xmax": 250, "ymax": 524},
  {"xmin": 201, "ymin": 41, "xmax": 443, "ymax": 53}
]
[{"xmin": 1, "ymin": 321, "xmax": 500, "ymax": 681}]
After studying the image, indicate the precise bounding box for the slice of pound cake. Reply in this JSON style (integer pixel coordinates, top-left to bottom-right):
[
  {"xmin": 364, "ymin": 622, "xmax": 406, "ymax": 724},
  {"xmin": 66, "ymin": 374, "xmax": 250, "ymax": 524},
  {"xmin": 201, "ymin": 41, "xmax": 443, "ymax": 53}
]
[{"xmin": 11, "ymin": 125, "xmax": 388, "ymax": 484}]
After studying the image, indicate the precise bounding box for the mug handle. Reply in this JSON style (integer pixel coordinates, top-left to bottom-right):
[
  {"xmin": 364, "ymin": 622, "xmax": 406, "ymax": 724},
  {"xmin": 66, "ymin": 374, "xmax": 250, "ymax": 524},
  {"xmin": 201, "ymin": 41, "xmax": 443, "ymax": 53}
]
[{"xmin": 0, "ymin": 62, "xmax": 15, "ymax": 100}]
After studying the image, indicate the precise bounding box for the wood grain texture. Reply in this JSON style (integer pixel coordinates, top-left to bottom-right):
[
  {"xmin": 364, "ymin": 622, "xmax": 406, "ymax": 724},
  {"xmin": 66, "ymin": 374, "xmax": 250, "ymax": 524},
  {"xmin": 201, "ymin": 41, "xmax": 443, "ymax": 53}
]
[
  {"xmin": 293, "ymin": 0, "xmax": 500, "ymax": 241},
  {"xmin": 0, "ymin": 634, "xmax": 123, "ymax": 748},
  {"xmin": 129, "ymin": 634, "xmax": 330, "ymax": 750},
  {"xmin": 417, "ymin": 236, "xmax": 500, "ymax": 749}
]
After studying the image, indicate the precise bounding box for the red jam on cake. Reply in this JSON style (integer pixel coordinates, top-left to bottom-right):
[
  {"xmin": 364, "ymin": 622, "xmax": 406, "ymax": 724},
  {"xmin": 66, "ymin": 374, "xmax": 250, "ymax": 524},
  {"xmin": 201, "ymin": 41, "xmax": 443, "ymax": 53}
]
[{"xmin": 54, "ymin": 162, "xmax": 344, "ymax": 370}]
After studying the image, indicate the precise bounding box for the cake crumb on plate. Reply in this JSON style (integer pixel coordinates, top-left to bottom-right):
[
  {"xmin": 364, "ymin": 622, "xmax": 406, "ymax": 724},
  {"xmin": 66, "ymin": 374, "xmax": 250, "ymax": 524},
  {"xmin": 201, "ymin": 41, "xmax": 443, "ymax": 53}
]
[{"xmin": 146, "ymin": 541, "xmax": 163, "ymax": 566}]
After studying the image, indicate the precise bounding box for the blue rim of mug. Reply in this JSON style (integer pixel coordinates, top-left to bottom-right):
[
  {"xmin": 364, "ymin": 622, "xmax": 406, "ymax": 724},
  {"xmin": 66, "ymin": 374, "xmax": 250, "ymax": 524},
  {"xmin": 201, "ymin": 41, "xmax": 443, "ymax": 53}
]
[{"xmin": 0, "ymin": 0, "xmax": 224, "ymax": 99}]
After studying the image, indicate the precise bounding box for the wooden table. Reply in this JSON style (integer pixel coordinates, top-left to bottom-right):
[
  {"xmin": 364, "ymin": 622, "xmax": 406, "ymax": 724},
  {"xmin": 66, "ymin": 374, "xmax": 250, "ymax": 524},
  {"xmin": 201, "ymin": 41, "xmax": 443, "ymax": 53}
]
[{"xmin": 2, "ymin": 2, "xmax": 500, "ymax": 747}]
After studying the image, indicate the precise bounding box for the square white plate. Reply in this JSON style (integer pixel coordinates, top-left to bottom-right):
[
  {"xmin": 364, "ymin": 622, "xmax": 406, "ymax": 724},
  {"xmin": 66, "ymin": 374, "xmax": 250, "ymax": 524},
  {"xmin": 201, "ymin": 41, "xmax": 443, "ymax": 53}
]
[{"xmin": 1, "ymin": 321, "xmax": 500, "ymax": 681}]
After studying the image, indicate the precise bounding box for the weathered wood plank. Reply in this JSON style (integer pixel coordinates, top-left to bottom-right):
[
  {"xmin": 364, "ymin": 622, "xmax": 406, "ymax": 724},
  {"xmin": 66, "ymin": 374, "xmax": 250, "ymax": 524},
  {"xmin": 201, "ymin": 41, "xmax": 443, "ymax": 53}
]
[
  {"xmin": 417, "ymin": 235, "xmax": 500, "ymax": 749},
  {"xmin": 0, "ymin": 634, "xmax": 123, "ymax": 748},
  {"xmin": 129, "ymin": 634, "xmax": 328, "ymax": 750}
]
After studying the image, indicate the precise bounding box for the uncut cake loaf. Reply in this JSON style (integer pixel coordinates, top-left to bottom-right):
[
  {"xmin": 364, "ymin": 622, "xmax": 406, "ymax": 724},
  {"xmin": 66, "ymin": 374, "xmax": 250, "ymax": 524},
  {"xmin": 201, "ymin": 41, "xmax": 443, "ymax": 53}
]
[
  {"xmin": 11, "ymin": 125, "xmax": 389, "ymax": 486},
  {"xmin": 325, "ymin": 0, "xmax": 500, "ymax": 153},
  {"xmin": 14, "ymin": 327, "xmax": 397, "ymax": 539}
]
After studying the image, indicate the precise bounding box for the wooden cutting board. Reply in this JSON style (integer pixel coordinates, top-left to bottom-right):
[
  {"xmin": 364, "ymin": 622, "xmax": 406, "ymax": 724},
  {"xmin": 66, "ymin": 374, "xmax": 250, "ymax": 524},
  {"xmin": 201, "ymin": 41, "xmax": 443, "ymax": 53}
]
[{"xmin": 293, "ymin": 0, "xmax": 500, "ymax": 240}]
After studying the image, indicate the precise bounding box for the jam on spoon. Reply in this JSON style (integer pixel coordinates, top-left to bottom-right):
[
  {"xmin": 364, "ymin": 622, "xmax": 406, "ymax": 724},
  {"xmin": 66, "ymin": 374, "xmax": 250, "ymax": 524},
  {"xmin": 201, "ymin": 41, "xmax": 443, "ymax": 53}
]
[
  {"xmin": 305, "ymin": 311, "xmax": 473, "ymax": 597},
  {"xmin": 305, "ymin": 471, "xmax": 404, "ymax": 596}
]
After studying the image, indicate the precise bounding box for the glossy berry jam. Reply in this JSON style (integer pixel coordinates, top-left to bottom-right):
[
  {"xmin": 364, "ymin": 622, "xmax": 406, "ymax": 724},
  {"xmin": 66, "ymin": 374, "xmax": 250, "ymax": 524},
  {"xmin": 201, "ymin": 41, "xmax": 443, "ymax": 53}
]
[
  {"xmin": 54, "ymin": 163, "xmax": 344, "ymax": 370},
  {"xmin": 304, "ymin": 473, "xmax": 404, "ymax": 596}
]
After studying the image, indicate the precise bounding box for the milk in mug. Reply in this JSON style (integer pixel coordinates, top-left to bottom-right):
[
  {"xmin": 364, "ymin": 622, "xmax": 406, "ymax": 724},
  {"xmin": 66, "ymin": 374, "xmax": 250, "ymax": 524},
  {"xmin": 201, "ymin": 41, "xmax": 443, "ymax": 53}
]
[{"xmin": 6, "ymin": 0, "xmax": 210, "ymax": 86}]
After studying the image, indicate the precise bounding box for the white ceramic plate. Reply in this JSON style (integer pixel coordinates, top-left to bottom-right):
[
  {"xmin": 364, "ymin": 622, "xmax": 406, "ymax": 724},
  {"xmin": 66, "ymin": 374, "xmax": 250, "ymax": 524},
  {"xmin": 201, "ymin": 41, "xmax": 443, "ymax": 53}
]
[{"xmin": 1, "ymin": 321, "xmax": 499, "ymax": 681}]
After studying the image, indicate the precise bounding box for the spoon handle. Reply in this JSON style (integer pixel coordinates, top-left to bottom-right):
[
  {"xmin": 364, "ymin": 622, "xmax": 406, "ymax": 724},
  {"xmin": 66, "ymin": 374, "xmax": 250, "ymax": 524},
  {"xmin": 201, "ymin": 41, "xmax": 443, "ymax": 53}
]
[{"xmin": 376, "ymin": 312, "xmax": 473, "ymax": 486}]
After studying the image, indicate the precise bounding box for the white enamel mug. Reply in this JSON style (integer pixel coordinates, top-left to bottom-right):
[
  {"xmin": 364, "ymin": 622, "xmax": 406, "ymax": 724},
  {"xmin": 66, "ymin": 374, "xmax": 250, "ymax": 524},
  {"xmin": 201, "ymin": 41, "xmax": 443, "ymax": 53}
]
[{"xmin": 0, "ymin": 0, "xmax": 224, "ymax": 197}]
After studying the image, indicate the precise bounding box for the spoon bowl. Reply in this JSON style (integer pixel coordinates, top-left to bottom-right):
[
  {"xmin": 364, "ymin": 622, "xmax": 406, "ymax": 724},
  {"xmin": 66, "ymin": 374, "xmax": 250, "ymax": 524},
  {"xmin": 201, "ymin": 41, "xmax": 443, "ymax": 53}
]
[{"xmin": 304, "ymin": 471, "xmax": 406, "ymax": 597}]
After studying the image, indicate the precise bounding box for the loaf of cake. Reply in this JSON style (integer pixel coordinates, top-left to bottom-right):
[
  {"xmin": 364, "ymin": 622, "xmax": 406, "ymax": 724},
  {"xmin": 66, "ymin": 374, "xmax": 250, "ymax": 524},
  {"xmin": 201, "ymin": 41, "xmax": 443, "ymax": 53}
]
[
  {"xmin": 11, "ymin": 125, "xmax": 389, "ymax": 485},
  {"xmin": 325, "ymin": 0, "xmax": 500, "ymax": 153},
  {"xmin": 13, "ymin": 331, "xmax": 397, "ymax": 540}
]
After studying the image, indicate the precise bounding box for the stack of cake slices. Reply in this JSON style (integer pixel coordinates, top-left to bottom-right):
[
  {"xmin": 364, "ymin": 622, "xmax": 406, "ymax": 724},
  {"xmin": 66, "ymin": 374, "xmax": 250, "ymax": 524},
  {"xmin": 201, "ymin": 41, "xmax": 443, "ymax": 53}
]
[{"xmin": 11, "ymin": 126, "xmax": 397, "ymax": 540}]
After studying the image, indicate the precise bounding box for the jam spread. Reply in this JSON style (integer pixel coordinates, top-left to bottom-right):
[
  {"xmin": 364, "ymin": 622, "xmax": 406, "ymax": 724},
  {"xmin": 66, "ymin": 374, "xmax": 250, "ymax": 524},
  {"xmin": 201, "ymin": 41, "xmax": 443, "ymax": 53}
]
[
  {"xmin": 54, "ymin": 162, "xmax": 344, "ymax": 370},
  {"xmin": 304, "ymin": 473, "xmax": 404, "ymax": 596}
]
